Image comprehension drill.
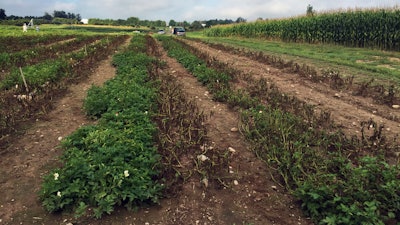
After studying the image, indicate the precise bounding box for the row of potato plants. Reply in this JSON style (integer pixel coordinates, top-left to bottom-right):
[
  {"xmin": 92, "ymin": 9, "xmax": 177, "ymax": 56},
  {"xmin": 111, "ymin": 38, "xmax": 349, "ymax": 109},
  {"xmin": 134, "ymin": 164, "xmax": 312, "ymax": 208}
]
[
  {"xmin": 0, "ymin": 34, "xmax": 75, "ymax": 54},
  {"xmin": 159, "ymin": 36, "xmax": 400, "ymax": 225},
  {"xmin": 194, "ymin": 39, "xmax": 399, "ymax": 110},
  {"xmin": 0, "ymin": 34, "xmax": 105, "ymax": 72},
  {"xmin": 205, "ymin": 8, "xmax": 400, "ymax": 51},
  {"xmin": 40, "ymin": 35, "xmax": 163, "ymax": 218},
  {"xmin": 145, "ymin": 35, "xmax": 231, "ymax": 194},
  {"xmin": 0, "ymin": 35, "xmax": 128, "ymax": 144},
  {"xmin": 40, "ymin": 34, "xmax": 225, "ymax": 220},
  {"xmin": 0, "ymin": 35, "xmax": 121, "ymax": 90}
]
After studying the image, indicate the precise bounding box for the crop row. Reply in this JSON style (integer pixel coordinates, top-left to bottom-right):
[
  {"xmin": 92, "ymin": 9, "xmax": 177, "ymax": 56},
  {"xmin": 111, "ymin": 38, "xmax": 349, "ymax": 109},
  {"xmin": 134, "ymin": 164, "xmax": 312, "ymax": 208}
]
[
  {"xmin": 205, "ymin": 8, "xmax": 400, "ymax": 51},
  {"xmin": 159, "ymin": 36, "xmax": 400, "ymax": 225},
  {"xmin": 193, "ymin": 39, "xmax": 399, "ymax": 110},
  {"xmin": 0, "ymin": 35, "xmax": 128, "ymax": 145},
  {"xmin": 145, "ymin": 35, "xmax": 230, "ymax": 194},
  {"xmin": 40, "ymin": 34, "xmax": 225, "ymax": 220},
  {"xmin": 0, "ymin": 34, "xmax": 76, "ymax": 53},
  {"xmin": 40, "ymin": 35, "xmax": 162, "ymax": 218},
  {"xmin": 0, "ymin": 35, "xmax": 105, "ymax": 73}
]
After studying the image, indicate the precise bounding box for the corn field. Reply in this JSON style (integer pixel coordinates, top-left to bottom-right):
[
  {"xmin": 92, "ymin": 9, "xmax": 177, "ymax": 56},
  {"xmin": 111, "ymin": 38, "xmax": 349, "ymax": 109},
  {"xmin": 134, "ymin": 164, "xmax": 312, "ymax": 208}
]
[{"xmin": 205, "ymin": 8, "xmax": 400, "ymax": 51}]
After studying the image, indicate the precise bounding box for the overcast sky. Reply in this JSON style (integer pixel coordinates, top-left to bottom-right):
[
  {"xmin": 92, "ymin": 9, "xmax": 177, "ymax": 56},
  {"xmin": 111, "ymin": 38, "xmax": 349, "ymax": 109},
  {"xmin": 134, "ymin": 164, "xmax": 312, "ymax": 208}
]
[{"xmin": 1, "ymin": 0, "xmax": 399, "ymax": 22}]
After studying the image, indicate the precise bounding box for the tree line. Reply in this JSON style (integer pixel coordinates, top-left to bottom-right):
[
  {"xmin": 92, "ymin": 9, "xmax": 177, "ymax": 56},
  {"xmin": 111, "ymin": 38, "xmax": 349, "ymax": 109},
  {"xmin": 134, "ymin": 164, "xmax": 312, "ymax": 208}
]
[
  {"xmin": 0, "ymin": 8, "xmax": 246, "ymax": 30},
  {"xmin": 88, "ymin": 17, "xmax": 167, "ymax": 28},
  {"xmin": 0, "ymin": 9, "xmax": 81, "ymax": 25},
  {"xmin": 87, "ymin": 17, "xmax": 245, "ymax": 30}
]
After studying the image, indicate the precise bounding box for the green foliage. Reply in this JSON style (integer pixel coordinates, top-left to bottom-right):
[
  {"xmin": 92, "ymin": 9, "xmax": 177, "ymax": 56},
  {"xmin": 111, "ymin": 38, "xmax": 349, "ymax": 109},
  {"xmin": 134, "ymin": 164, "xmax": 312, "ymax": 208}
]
[
  {"xmin": 205, "ymin": 8, "xmax": 400, "ymax": 51},
  {"xmin": 240, "ymin": 107, "xmax": 328, "ymax": 189},
  {"xmin": 0, "ymin": 60, "xmax": 71, "ymax": 90},
  {"xmin": 40, "ymin": 35, "xmax": 163, "ymax": 218},
  {"xmin": 0, "ymin": 35, "xmax": 122, "ymax": 91},
  {"xmin": 296, "ymin": 156, "xmax": 400, "ymax": 224},
  {"xmin": 0, "ymin": 33, "xmax": 128, "ymax": 139},
  {"xmin": 83, "ymin": 86, "xmax": 108, "ymax": 118},
  {"xmin": 158, "ymin": 36, "xmax": 231, "ymax": 97},
  {"xmin": 160, "ymin": 35, "xmax": 400, "ymax": 224},
  {"xmin": 0, "ymin": 35, "xmax": 103, "ymax": 72},
  {"xmin": 0, "ymin": 35, "xmax": 74, "ymax": 53}
]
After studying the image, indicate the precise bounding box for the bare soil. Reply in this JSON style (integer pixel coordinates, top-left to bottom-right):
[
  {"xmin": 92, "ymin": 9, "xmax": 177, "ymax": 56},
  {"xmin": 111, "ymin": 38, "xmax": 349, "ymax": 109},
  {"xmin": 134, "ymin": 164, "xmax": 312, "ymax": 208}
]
[
  {"xmin": 1, "ymin": 36, "xmax": 399, "ymax": 225},
  {"xmin": 182, "ymin": 39, "xmax": 400, "ymax": 154}
]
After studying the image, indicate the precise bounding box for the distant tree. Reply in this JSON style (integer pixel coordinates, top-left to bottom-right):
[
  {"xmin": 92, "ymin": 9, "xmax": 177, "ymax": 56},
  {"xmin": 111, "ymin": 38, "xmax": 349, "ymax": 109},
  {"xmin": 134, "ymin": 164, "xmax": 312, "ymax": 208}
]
[
  {"xmin": 175, "ymin": 21, "xmax": 185, "ymax": 27},
  {"xmin": 127, "ymin": 16, "xmax": 140, "ymax": 26},
  {"xmin": 204, "ymin": 19, "xmax": 233, "ymax": 27},
  {"xmin": 154, "ymin": 20, "xmax": 166, "ymax": 27},
  {"xmin": 140, "ymin": 19, "xmax": 150, "ymax": 27},
  {"xmin": 52, "ymin": 17, "xmax": 73, "ymax": 24},
  {"xmin": 168, "ymin": 19, "xmax": 176, "ymax": 26},
  {"xmin": 0, "ymin": 8, "xmax": 6, "ymax": 20},
  {"xmin": 53, "ymin": 10, "xmax": 68, "ymax": 18},
  {"xmin": 236, "ymin": 17, "xmax": 246, "ymax": 23},
  {"xmin": 306, "ymin": 4, "xmax": 315, "ymax": 17},
  {"xmin": 7, "ymin": 15, "xmax": 21, "ymax": 20},
  {"xmin": 190, "ymin": 20, "xmax": 203, "ymax": 30},
  {"xmin": 183, "ymin": 21, "xmax": 190, "ymax": 27},
  {"xmin": 256, "ymin": 17, "xmax": 263, "ymax": 21},
  {"xmin": 67, "ymin": 12, "xmax": 77, "ymax": 19},
  {"xmin": 43, "ymin": 12, "xmax": 52, "ymax": 21},
  {"xmin": 113, "ymin": 19, "xmax": 123, "ymax": 26}
]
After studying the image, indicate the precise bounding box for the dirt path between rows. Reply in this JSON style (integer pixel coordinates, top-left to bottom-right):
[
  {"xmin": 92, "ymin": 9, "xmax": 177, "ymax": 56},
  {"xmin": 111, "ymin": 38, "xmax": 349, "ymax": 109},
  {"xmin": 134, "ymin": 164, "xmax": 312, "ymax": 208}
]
[
  {"xmin": 2, "ymin": 34, "xmax": 399, "ymax": 225},
  {"xmin": 13, "ymin": 33, "xmax": 400, "ymax": 224},
  {"xmin": 107, "ymin": 39, "xmax": 312, "ymax": 225},
  {"xmin": 0, "ymin": 35, "xmax": 314, "ymax": 225},
  {"xmin": 182, "ymin": 39, "xmax": 400, "ymax": 158},
  {"xmin": 0, "ymin": 38, "xmax": 130, "ymax": 224}
]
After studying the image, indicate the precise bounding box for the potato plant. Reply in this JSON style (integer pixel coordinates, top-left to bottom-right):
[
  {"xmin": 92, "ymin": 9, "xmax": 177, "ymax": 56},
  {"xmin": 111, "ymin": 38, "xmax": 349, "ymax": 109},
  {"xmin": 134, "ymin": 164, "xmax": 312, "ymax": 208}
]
[
  {"xmin": 0, "ymin": 34, "xmax": 75, "ymax": 54},
  {"xmin": 197, "ymin": 40, "xmax": 399, "ymax": 107},
  {"xmin": 40, "ymin": 34, "xmax": 232, "ymax": 219},
  {"xmin": 0, "ymin": 35, "xmax": 104, "ymax": 72},
  {"xmin": 159, "ymin": 36, "xmax": 400, "ymax": 225},
  {"xmin": 146, "ymin": 35, "xmax": 231, "ymax": 193},
  {"xmin": 40, "ymin": 35, "xmax": 162, "ymax": 218},
  {"xmin": 0, "ymin": 35, "xmax": 128, "ymax": 138}
]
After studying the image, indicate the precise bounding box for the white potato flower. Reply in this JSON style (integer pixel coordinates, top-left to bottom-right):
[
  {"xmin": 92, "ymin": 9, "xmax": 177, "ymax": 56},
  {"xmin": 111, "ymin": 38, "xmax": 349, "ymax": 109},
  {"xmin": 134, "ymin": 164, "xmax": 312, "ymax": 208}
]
[{"xmin": 124, "ymin": 170, "xmax": 129, "ymax": 177}]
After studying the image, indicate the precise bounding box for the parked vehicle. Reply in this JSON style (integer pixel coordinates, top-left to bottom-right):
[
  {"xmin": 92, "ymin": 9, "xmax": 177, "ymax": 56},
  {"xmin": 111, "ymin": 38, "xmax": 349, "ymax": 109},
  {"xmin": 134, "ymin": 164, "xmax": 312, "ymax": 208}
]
[{"xmin": 172, "ymin": 27, "xmax": 186, "ymax": 36}]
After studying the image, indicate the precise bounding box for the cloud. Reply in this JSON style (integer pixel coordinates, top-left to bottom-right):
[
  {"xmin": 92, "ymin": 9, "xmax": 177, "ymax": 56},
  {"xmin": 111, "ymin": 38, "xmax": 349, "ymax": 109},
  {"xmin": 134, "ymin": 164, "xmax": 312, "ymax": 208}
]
[
  {"xmin": 48, "ymin": 1, "xmax": 76, "ymax": 12},
  {"xmin": 77, "ymin": 0, "xmax": 198, "ymax": 20},
  {"xmin": 2, "ymin": 0, "xmax": 399, "ymax": 22}
]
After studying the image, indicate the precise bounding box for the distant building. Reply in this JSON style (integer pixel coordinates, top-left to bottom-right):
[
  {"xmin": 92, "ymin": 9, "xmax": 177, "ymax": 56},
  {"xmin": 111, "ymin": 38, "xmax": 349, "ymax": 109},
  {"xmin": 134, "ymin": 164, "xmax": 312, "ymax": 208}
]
[{"xmin": 81, "ymin": 19, "xmax": 89, "ymax": 24}]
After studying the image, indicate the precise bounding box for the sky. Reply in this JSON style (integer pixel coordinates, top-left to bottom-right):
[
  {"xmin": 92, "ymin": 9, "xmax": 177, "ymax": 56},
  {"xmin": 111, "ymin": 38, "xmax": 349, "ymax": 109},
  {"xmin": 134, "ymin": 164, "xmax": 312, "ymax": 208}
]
[{"xmin": 1, "ymin": 0, "xmax": 399, "ymax": 22}]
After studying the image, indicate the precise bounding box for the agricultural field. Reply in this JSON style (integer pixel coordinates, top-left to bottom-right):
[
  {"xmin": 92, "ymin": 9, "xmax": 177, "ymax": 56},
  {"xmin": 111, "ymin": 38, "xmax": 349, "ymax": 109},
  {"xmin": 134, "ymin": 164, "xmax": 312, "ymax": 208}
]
[{"xmin": 0, "ymin": 17, "xmax": 399, "ymax": 225}]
